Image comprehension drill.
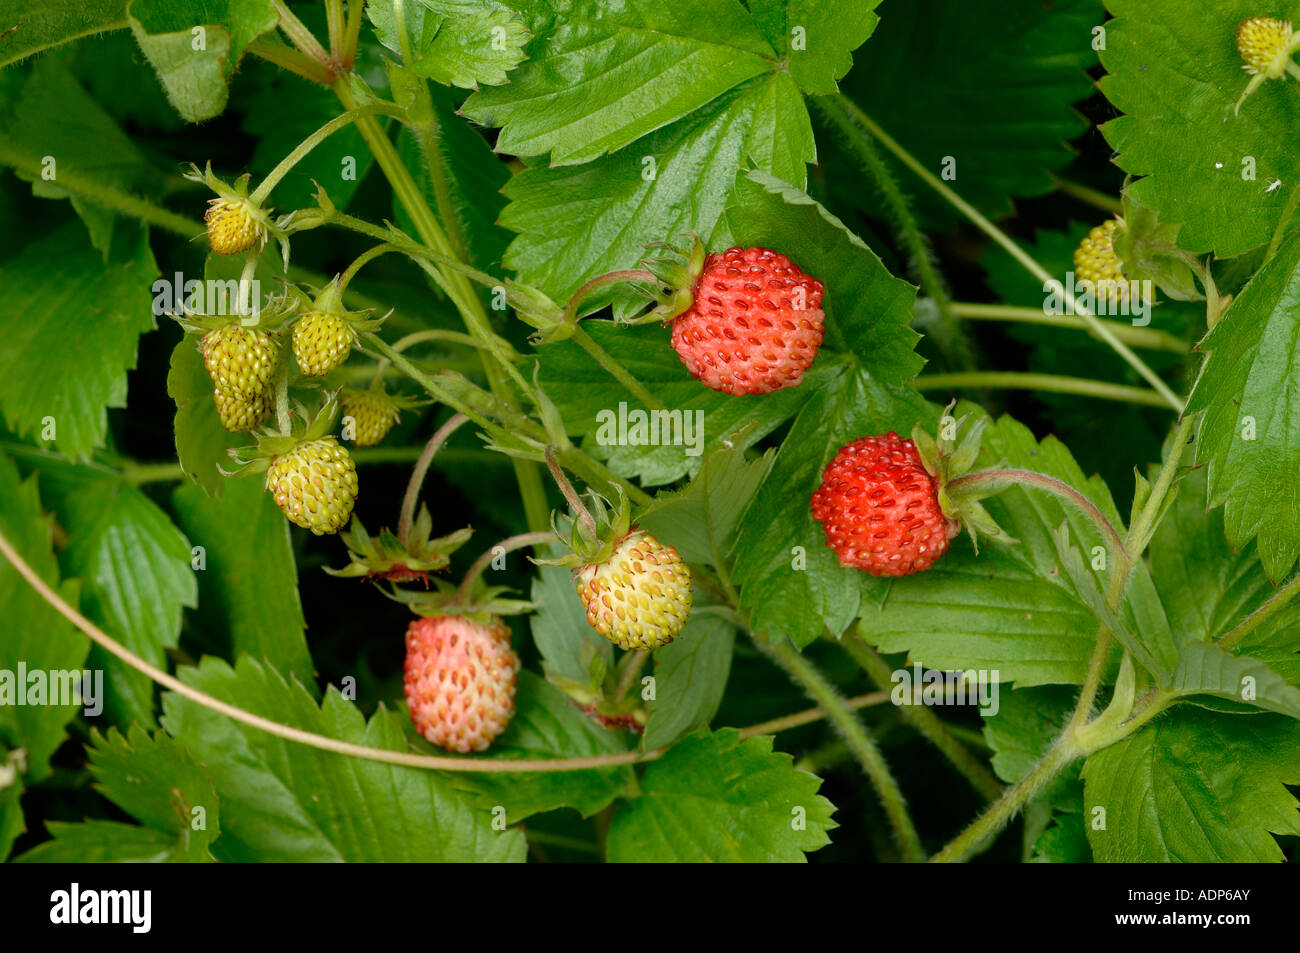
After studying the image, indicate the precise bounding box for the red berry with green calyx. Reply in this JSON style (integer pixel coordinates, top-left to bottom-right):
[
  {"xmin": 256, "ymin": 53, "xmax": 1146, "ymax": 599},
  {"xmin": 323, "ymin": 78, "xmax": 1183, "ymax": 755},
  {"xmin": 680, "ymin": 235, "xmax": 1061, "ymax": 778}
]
[{"xmin": 650, "ymin": 239, "xmax": 825, "ymax": 395}]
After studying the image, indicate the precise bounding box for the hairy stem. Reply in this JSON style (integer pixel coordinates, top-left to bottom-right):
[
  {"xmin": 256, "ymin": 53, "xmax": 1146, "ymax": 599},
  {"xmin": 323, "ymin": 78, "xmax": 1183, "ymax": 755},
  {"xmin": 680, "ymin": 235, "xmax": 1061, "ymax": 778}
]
[
  {"xmin": 914, "ymin": 371, "xmax": 1173, "ymax": 408},
  {"xmin": 822, "ymin": 93, "xmax": 1184, "ymax": 411},
  {"xmin": 760, "ymin": 637, "xmax": 926, "ymax": 862},
  {"xmin": 946, "ymin": 468, "xmax": 1130, "ymax": 562},
  {"xmin": 457, "ymin": 531, "xmax": 558, "ymax": 603},
  {"xmin": 251, "ymin": 104, "xmax": 403, "ymax": 205},
  {"xmin": 949, "ymin": 303, "xmax": 1187, "ymax": 352},
  {"xmin": 837, "ymin": 634, "xmax": 1003, "ymax": 803},
  {"xmin": 811, "ymin": 95, "xmax": 971, "ymax": 372},
  {"xmin": 398, "ymin": 413, "xmax": 468, "ymax": 546},
  {"xmin": 546, "ymin": 446, "xmax": 597, "ymax": 537},
  {"xmin": 1052, "ymin": 177, "xmax": 1123, "ymax": 214}
]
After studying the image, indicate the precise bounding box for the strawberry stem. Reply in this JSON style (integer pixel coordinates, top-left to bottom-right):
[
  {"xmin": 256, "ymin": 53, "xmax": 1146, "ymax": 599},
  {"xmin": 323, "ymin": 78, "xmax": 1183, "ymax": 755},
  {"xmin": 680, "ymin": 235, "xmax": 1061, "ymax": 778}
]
[
  {"xmin": 398, "ymin": 413, "xmax": 469, "ymax": 546},
  {"xmin": 613, "ymin": 651, "xmax": 650, "ymax": 702},
  {"xmin": 915, "ymin": 371, "xmax": 1173, "ymax": 409},
  {"xmin": 250, "ymin": 104, "xmax": 403, "ymax": 205},
  {"xmin": 823, "ymin": 93, "xmax": 1186, "ymax": 412},
  {"xmin": 272, "ymin": 0, "xmax": 334, "ymax": 65},
  {"xmin": 456, "ymin": 531, "xmax": 559, "ymax": 605},
  {"xmin": 545, "ymin": 446, "xmax": 598, "ymax": 538},
  {"xmin": 569, "ymin": 326, "xmax": 668, "ymax": 411},
  {"xmin": 946, "ymin": 468, "xmax": 1129, "ymax": 562},
  {"xmin": 949, "ymin": 303, "xmax": 1187, "ymax": 352},
  {"xmin": 562, "ymin": 269, "xmax": 659, "ymax": 324}
]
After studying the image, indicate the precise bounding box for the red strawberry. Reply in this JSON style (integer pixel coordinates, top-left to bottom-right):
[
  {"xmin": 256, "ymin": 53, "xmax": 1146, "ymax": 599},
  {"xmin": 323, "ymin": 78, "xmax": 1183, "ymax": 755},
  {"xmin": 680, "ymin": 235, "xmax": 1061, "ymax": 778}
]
[
  {"xmin": 404, "ymin": 615, "xmax": 519, "ymax": 753},
  {"xmin": 811, "ymin": 432, "xmax": 960, "ymax": 577},
  {"xmin": 670, "ymin": 246, "xmax": 825, "ymax": 395}
]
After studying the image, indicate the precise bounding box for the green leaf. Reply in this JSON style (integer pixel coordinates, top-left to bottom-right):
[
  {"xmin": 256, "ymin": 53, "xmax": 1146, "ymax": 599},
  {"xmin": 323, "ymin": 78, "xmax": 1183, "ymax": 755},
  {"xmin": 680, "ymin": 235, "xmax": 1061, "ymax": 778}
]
[
  {"xmin": 0, "ymin": 221, "xmax": 157, "ymax": 460},
  {"xmin": 842, "ymin": 0, "xmax": 1100, "ymax": 228},
  {"xmin": 462, "ymin": 0, "xmax": 775, "ymax": 163},
  {"xmin": 642, "ymin": 614, "xmax": 736, "ymax": 750},
  {"xmin": 370, "ymin": 0, "xmax": 530, "ymax": 88},
  {"xmin": 606, "ymin": 728, "xmax": 835, "ymax": 861},
  {"xmin": 161, "ymin": 656, "xmax": 525, "ymax": 861},
  {"xmin": 0, "ymin": 453, "xmax": 87, "ymax": 782},
  {"xmin": 863, "ymin": 413, "xmax": 1172, "ymax": 685},
  {"xmin": 1148, "ymin": 464, "xmax": 1286, "ymax": 643},
  {"xmin": 128, "ymin": 0, "xmax": 277, "ymax": 122},
  {"xmin": 637, "ymin": 437, "xmax": 774, "ymax": 566},
  {"xmin": 748, "ymin": 0, "xmax": 880, "ymax": 95},
  {"xmin": 1170, "ymin": 641, "xmax": 1300, "ymax": 719},
  {"xmin": 449, "ymin": 672, "xmax": 631, "ymax": 821},
  {"xmin": 528, "ymin": 562, "xmax": 611, "ymax": 687},
  {"xmin": 730, "ymin": 370, "xmax": 931, "ymax": 647},
  {"xmin": 0, "ymin": 0, "xmax": 129, "ymax": 69},
  {"xmin": 1186, "ymin": 231, "xmax": 1300, "ymax": 581},
  {"xmin": 499, "ymin": 77, "xmax": 813, "ymax": 312},
  {"xmin": 536, "ymin": 322, "xmax": 826, "ymax": 487},
  {"xmin": 171, "ymin": 477, "xmax": 316, "ymax": 691},
  {"xmin": 0, "ymin": 58, "xmax": 158, "ymax": 257},
  {"xmin": 1082, "ymin": 708, "xmax": 1300, "ymax": 861},
  {"xmin": 21, "ymin": 724, "xmax": 219, "ymax": 862},
  {"xmin": 31, "ymin": 463, "xmax": 197, "ymax": 727},
  {"xmin": 1030, "ymin": 812, "xmax": 1091, "ymax": 862},
  {"xmin": 1099, "ymin": 0, "xmax": 1300, "ymax": 257}
]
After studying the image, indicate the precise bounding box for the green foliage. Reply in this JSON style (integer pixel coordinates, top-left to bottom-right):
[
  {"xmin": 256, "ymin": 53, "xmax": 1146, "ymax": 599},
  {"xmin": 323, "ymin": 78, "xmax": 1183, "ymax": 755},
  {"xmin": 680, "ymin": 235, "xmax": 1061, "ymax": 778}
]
[
  {"xmin": 161, "ymin": 657, "xmax": 525, "ymax": 861},
  {"xmin": 1082, "ymin": 709, "xmax": 1300, "ymax": 862},
  {"xmin": 1100, "ymin": 0, "xmax": 1300, "ymax": 257},
  {"xmin": 606, "ymin": 728, "xmax": 835, "ymax": 862},
  {"xmin": 1187, "ymin": 231, "xmax": 1300, "ymax": 580}
]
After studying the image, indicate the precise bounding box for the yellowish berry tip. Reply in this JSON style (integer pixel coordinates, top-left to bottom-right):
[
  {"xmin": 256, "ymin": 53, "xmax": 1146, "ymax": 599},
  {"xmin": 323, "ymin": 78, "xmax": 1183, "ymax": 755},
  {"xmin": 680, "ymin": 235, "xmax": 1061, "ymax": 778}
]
[
  {"xmin": 1237, "ymin": 16, "xmax": 1294, "ymax": 75},
  {"xmin": 205, "ymin": 197, "xmax": 266, "ymax": 256}
]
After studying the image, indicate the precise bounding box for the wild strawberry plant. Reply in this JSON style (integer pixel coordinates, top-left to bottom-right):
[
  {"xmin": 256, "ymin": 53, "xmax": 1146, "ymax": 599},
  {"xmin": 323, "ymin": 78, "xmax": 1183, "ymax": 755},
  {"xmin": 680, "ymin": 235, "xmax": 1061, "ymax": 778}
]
[{"xmin": 0, "ymin": 0, "xmax": 1298, "ymax": 865}]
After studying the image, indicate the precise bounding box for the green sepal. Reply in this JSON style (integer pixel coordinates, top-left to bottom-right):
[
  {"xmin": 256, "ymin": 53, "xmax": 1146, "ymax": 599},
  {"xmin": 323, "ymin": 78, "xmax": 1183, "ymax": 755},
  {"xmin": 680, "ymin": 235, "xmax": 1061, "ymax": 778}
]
[{"xmin": 1114, "ymin": 190, "xmax": 1203, "ymax": 303}]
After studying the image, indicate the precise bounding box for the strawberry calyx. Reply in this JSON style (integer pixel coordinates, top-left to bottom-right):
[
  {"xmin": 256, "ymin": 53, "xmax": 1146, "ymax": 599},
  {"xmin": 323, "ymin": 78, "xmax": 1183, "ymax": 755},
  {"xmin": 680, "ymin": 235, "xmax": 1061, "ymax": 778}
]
[
  {"xmin": 222, "ymin": 389, "xmax": 344, "ymax": 476},
  {"xmin": 185, "ymin": 162, "xmax": 291, "ymax": 265},
  {"xmin": 532, "ymin": 486, "xmax": 633, "ymax": 570},
  {"xmin": 635, "ymin": 233, "xmax": 709, "ymax": 324},
  {"xmin": 325, "ymin": 503, "xmax": 472, "ymax": 584}
]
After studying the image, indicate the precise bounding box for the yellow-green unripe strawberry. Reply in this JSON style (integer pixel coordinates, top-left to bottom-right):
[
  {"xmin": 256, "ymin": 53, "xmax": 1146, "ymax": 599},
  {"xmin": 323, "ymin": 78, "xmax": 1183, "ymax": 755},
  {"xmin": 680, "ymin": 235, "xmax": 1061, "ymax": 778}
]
[
  {"xmin": 1238, "ymin": 16, "xmax": 1294, "ymax": 75},
  {"xmin": 265, "ymin": 436, "xmax": 358, "ymax": 535},
  {"xmin": 1073, "ymin": 220, "xmax": 1130, "ymax": 307},
  {"xmin": 342, "ymin": 388, "xmax": 402, "ymax": 447},
  {"xmin": 577, "ymin": 530, "xmax": 692, "ymax": 650},
  {"xmin": 202, "ymin": 325, "xmax": 278, "ymax": 395},
  {"xmin": 293, "ymin": 310, "xmax": 355, "ymax": 376},
  {"xmin": 213, "ymin": 386, "xmax": 274, "ymax": 432},
  {"xmin": 205, "ymin": 197, "xmax": 265, "ymax": 255}
]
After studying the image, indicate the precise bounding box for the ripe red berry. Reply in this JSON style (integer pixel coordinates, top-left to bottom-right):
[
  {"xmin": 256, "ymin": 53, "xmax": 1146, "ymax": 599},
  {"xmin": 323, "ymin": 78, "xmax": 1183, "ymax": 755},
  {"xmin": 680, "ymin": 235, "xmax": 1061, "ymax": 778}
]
[
  {"xmin": 670, "ymin": 246, "xmax": 825, "ymax": 395},
  {"xmin": 404, "ymin": 615, "xmax": 520, "ymax": 753},
  {"xmin": 810, "ymin": 432, "xmax": 959, "ymax": 577}
]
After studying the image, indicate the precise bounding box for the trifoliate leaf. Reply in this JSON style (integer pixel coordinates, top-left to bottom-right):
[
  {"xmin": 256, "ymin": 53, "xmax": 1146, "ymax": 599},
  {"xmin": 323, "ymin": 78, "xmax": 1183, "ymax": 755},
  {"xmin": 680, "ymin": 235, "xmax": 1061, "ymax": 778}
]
[{"xmin": 606, "ymin": 728, "xmax": 835, "ymax": 861}]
